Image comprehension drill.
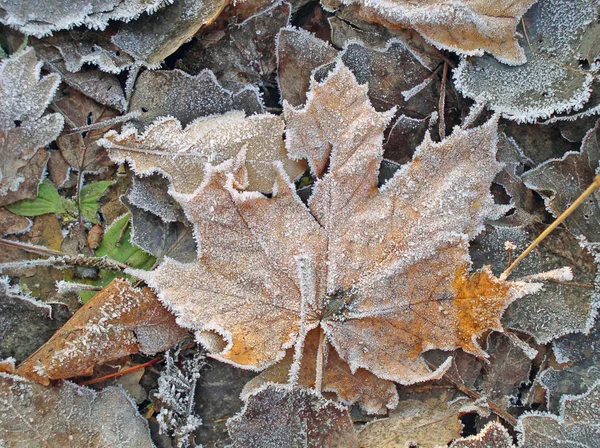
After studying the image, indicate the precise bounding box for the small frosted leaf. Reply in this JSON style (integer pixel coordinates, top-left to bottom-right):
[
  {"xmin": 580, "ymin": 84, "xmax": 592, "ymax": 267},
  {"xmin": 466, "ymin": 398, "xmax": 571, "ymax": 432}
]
[
  {"xmin": 339, "ymin": 0, "xmax": 536, "ymax": 63},
  {"xmin": 0, "ymin": 48, "xmax": 63, "ymax": 200},
  {"xmin": 101, "ymin": 111, "xmax": 305, "ymax": 194},
  {"xmin": 227, "ymin": 384, "xmax": 359, "ymax": 448},
  {"xmin": 15, "ymin": 278, "xmax": 188, "ymax": 385},
  {"xmin": 450, "ymin": 422, "xmax": 515, "ymax": 448},
  {"xmin": 517, "ymin": 380, "xmax": 600, "ymax": 447},
  {"xmin": 454, "ymin": 0, "xmax": 600, "ymax": 122},
  {"xmin": 0, "ymin": 373, "xmax": 154, "ymax": 446}
]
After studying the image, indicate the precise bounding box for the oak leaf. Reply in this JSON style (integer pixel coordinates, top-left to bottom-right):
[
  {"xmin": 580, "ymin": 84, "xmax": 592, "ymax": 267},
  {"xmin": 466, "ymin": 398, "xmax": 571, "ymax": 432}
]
[
  {"xmin": 16, "ymin": 278, "xmax": 188, "ymax": 385},
  {"xmin": 100, "ymin": 111, "xmax": 305, "ymax": 194},
  {"xmin": 135, "ymin": 63, "xmax": 541, "ymax": 393}
]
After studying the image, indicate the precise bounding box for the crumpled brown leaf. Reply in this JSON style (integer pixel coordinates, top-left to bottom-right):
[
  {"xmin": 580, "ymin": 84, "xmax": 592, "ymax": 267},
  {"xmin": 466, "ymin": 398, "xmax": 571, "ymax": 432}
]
[
  {"xmin": 0, "ymin": 48, "xmax": 64, "ymax": 203},
  {"xmin": 101, "ymin": 111, "xmax": 305, "ymax": 194},
  {"xmin": 136, "ymin": 63, "xmax": 541, "ymax": 392},
  {"xmin": 16, "ymin": 278, "xmax": 188, "ymax": 385},
  {"xmin": 0, "ymin": 373, "xmax": 154, "ymax": 447},
  {"xmin": 339, "ymin": 0, "xmax": 537, "ymax": 64},
  {"xmin": 450, "ymin": 422, "xmax": 515, "ymax": 448}
]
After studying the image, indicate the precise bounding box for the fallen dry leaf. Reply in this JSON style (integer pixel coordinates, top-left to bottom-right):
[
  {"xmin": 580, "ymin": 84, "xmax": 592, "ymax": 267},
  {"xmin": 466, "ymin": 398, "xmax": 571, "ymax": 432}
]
[
  {"xmin": 0, "ymin": 373, "xmax": 154, "ymax": 447},
  {"xmin": 16, "ymin": 278, "xmax": 188, "ymax": 385},
  {"xmin": 135, "ymin": 63, "xmax": 541, "ymax": 396},
  {"xmin": 0, "ymin": 48, "xmax": 63, "ymax": 203},
  {"xmin": 227, "ymin": 383, "xmax": 359, "ymax": 448},
  {"xmin": 101, "ymin": 111, "xmax": 305, "ymax": 194},
  {"xmin": 450, "ymin": 421, "xmax": 515, "ymax": 448}
]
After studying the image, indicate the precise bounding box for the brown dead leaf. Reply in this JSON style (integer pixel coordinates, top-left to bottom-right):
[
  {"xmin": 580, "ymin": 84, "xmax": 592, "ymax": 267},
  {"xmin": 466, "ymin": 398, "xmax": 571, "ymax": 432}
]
[
  {"xmin": 450, "ymin": 422, "xmax": 515, "ymax": 448},
  {"xmin": 16, "ymin": 278, "xmax": 188, "ymax": 385},
  {"xmin": 345, "ymin": 0, "xmax": 537, "ymax": 64},
  {"xmin": 101, "ymin": 111, "xmax": 305, "ymax": 194},
  {"xmin": 137, "ymin": 63, "xmax": 541, "ymax": 396}
]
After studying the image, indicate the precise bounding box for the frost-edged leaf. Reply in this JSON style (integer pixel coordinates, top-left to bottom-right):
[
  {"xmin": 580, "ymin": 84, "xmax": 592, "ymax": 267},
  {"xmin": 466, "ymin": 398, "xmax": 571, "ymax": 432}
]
[
  {"xmin": 454, "ymin": 0, "xmax": 600, "ymax": 122},
  {"xmin": 101, "ymin": 111, "xmax": 305, "ymax": 194},
  {"xmin": 339, "ymin": 0, "xmax": 536, "ymax": 64},
  {"xmin": 517, "ymin": 380, "xmax": 600, "ymax": 447},
  {"xmin": 450, "ymin": 422, "xmax": 515, "ymax": 448},
  {"xmin": 128, "ymin": 69, "xmax": 264, "ymax": 131},
  {"xmin": 177, "ymin": 2, "xmax": 291, "ymax": 85},
  {"xmin": 0, "ymin": 208, "xmax": 30, "ymax": 235},
  {"xmin": 358, "ymin": 389, "xmax": 477, "ymax": 448},
  {"xmin": 0, "ymin": 0, "xmax": 167, "ymax": 38},
  {"xmin": 6, "ymin": 180, "xmax": 75, "ymax": 217},
  {"xmin": 127, "ymin": 175, "xmax": 187, "ymax": 223},
  {"xmin": 15, "ymin": 278, "xmax": 188, "ymax": 385},
  {"xmin": 112, "ymin": 0, "xmax": 228, "ymax": 67},
  {"xmin": 138, "ymin": 63, "xmax": 541, "ymax": 393},
  {"xmin": 227, "ymin": 384, "xmax": 359, "ymax": 448},
  {"xmin": 522, "ymin": 119, "xmax": 600, "ymax": 242},
  {"xmin": 0, "ymin": 373, "xmax": 154, "ymax": 447},
  {"xmin": 0, "ymin": 48, "xmax": 63, "ymax": 201},
  {"xmin": 0, "ymin": 277, "xmax": 70, "ymax": 363}
]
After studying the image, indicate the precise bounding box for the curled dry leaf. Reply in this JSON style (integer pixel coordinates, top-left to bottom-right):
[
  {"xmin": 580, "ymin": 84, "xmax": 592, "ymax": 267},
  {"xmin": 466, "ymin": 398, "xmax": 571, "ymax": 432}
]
[
  {"xmin": 0, "ymin": 373, "xmax": 154, "ymax": 447},
  {"xmin": 227, "ymin": 383, "xmax": 359, "ymax": 448},
  {"xmin": 337, "ymin": 0, "xmax": 537, "ymax": 64},
  {"xmin": 517, "ymin": 380, "xmax": 600, "ymax": 447},
  {"xmin": 0, "ymin": 48, "xmax": 63, "ymax": 204},
  {"xmin": 449, "ymin": 421, "xmax": 515, "ymax": 448},
  {"xmin": 16, "ymin": 278, "xmax": 188, "ymax": 385},
  {"xmin": 101, "ymin": 111, "xmax": 305, "ymax": 194},
  {"xmin": 135, "ymin": 64, "xmax": 541, "ymax": 400}
]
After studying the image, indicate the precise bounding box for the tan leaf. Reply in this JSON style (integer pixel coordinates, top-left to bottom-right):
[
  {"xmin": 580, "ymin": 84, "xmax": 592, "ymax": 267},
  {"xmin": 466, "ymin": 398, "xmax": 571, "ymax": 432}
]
[
  {"xmin": 101, "ymin": 111, "xmax": 305, "ymax": 194},
  {"xmin": 0, "ymin": 373, "xmax": 154, "ymax": 447},
  {"xmin": 450, "ymin": 422, "xmax": 515, "ymax": 448},
  {"xmin": 343, "ymin": 0, "xmax": 537, "ymax": 64},
  {"xmin": 136, "ymin": 63, "xmax": 541, "ymax": 402},
  {"xmin": 16, "ymin": 278, "xmax": 188, "ymax": 385}
]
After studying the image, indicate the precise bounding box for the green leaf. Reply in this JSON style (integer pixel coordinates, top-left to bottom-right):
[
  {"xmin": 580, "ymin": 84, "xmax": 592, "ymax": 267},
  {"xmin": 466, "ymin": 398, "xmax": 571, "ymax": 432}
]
[
  {"xmin": 6, "ymin": 181, "xmax": 76, "ymax": 217},
  {"xmin": 79, "ymin": 181, "xmax": 115, "ymax": 223}
]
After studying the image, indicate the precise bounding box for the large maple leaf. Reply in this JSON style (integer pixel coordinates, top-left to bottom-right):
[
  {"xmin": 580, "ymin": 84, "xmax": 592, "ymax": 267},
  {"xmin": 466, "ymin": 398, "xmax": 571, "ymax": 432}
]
[{"xmin": 134, "ymin": 63, "xmax": 540, "ymax": 396}]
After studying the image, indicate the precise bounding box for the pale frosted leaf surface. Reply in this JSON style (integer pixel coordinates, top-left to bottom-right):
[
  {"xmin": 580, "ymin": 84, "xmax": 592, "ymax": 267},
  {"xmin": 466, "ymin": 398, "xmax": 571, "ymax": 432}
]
[
  {"xmin": 227, "ymin": 384, "xmax": 359, "ymax": 448},
  {"xmin": 0, "ymin": 0, "xmax": 167, "ymax": 38},
  {"xmin": 358, "ymin": 389, "xmax": 476, "ymax": 448},
  {"xmin": 454, "ymin": 0, "xmax": 600, "ymax": 122},
  {"xmin": 128, "ymin": 69, "xmax": 263, "ymax": 131},
  {"xmin": 0, "ymin": 48, "xmax": 63, "ymax": 199},
  {"xmin": 522, "ymin": 119, "xmax": 600, "ymax": 242},
  {"xmin": 449, "ymin": 422, "xmax": 515, "ymax": 448},
  {"xmin": 127, "ymin": 175, "xmax": 188, "ymax": 223},
  {"xmin": 241, "ymin": 329, "xmax": 398, "ymax": 415},
  {"xmin": 517, "ymin": 380, "xmax": 600, "ymax": 447},
  {"xmin": 101, "ymin": 111, "xmax": 305, "ymax": 194},
  {"xmin": 340, "ymin": 0, "xmax": 536, "ymax": 63},
  {"xmin": 0, "ymin": 373, "xmax": 154, "ymax": 447},
  {"xmin": 111, "ymin": 0, "xmax": 227, "ymax": 67},
  {"xmin": 15, "ymin": 278, "xmax": 188, "ymax": 385}
]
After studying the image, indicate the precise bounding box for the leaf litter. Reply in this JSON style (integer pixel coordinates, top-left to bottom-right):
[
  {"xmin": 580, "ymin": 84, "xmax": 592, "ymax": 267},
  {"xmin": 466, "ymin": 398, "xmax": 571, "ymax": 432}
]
[{"xmin": 1, "ymin": 0, "xmax": 600, "ymax": 446}]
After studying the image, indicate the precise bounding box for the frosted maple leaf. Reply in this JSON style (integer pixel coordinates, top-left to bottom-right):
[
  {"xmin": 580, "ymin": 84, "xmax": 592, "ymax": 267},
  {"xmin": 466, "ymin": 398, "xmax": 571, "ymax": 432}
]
[{"xmin": 133, "ymin": 63, "xmax": 541, "ymax": 400}]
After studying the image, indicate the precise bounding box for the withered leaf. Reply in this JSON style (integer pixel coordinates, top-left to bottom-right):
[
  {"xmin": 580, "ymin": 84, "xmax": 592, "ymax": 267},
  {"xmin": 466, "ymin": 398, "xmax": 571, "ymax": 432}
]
[
  {"xmin": 16, "ymin": 278, "xmax": 188, "ymax": 385},
  {"xmin": 0, "ymin": 373, "xmax": 154, "ymax": 447},
  {"xmin": 136, "ymin": 63, "xmax": 540, "ymax": 392},
  {"xmin": 341, "ymin": 0, "xmax": 537, "ymax": 64},
  {"xmin": 517, "ymin": 380, "xmax": 600, "ymax": 447},
  {"xmin": 227, "ymin": 384, "xmax": 359, "ymax": 448},
  {"xmin": 0, "ymin": 48, "xmax": 63, "ymax": 202},
  {"xmin": 101, "ymin": 111, "xmax": 305, "ymax": 194},
  {"xmin": 450, "ymin": 422, "xmax": 515, "ymax": 448}
]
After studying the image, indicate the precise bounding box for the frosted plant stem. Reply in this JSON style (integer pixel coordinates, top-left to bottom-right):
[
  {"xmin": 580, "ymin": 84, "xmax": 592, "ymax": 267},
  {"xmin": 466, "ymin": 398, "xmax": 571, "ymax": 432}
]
[
  {"xmin": 501, "ymin": 174, "xmax": 600, "ymax": 281},
  {"xmin": 438, "ymin": 62, "xmax": 448, "ymax": 139},
  {"xmin": 315, "ymin": 327, "xmax": 326, "ymax": 393}
]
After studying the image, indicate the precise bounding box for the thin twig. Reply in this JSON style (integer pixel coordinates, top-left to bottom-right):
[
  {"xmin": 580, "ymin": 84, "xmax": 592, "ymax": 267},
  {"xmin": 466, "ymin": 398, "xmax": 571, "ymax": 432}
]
[
  {"xmin": 438, "ymin": 62, "xmax": 448, "ymax": 139},
  {"xmin": 77, "ymin": 356, "xmax": 163, "ymax": 386},
  {"xmin": 66, "ymin": 111, "xmax": 142, "ymax": 135},
  {"xmin": 314, "ymin": 328, "xmax": 326, "ymax": 393}
]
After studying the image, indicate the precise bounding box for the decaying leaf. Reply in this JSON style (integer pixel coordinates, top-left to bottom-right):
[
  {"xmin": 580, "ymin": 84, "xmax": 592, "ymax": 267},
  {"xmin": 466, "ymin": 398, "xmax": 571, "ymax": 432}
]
[
  {"xmin": 337, "ymin": 0, "xmax": 537, "ymax": 64},
  {"xmin": 0, "ymin": 373, "xmax": 154, "ymax": 447},
  {"xmin": 136, "ymin": 64, "xmax": 541, "ymax": 397},
  {"xmin": 101, "ymin": 111, "xmax": 305, "ymax": 194},
  {"xmin": 454, "ymin": 0, "xmax": 600, "ymax": 122},
  {"xmin": 227, "ymin": 383, "xmax": 359, "ymax": 448},
  {"xmin": 517, "ymin": 380, "xmax": 600, "ymax": 447},
  {"xmin": 0, "ymin": 48, "xmax": 64, "ymax": 203},
  {"xmin": 0, "ymin": 0, "xmax": 166, "ymax": 38},
  {"xmin": 16, "ymin": 278, "xmax": 188, "ymax": 385},
  {"xmin": 449, "ymin": 422, "xmax": 515, "ymax": 448}
]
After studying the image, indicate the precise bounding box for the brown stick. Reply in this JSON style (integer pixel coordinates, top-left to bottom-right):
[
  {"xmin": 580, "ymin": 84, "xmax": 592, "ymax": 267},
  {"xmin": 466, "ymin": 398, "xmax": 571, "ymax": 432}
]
[{"xmin": 438, "ymin": 62, "xmax": 448, "ymax": 140}]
